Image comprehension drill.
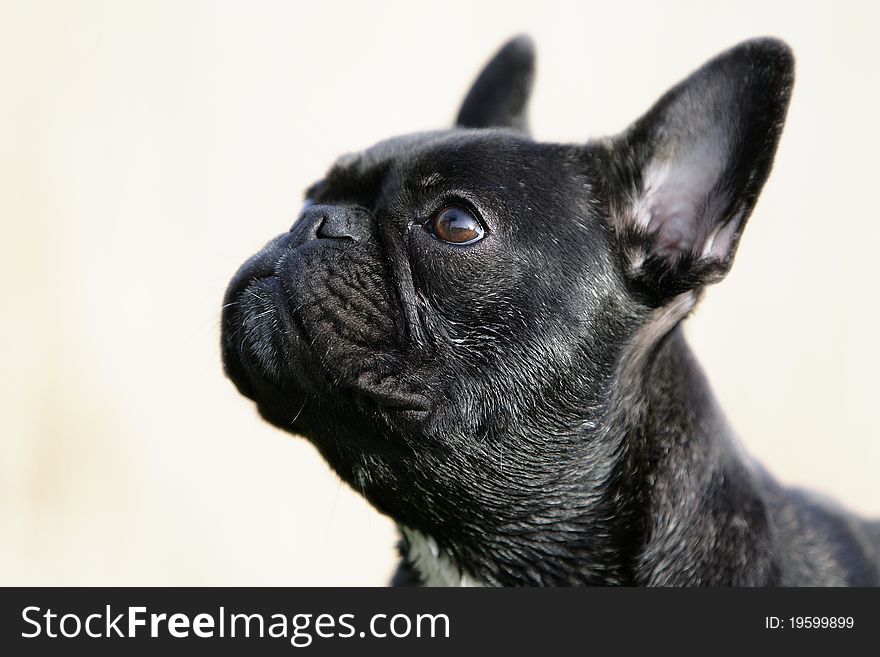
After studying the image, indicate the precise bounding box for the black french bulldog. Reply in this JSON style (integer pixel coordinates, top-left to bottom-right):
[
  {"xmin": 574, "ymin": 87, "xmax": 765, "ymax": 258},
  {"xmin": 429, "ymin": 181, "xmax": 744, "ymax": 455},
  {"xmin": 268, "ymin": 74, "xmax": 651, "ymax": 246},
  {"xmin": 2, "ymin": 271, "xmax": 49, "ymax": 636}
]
[{"xmin": 221, "ymin": 36, "xmax": 880, "ymax": 586}]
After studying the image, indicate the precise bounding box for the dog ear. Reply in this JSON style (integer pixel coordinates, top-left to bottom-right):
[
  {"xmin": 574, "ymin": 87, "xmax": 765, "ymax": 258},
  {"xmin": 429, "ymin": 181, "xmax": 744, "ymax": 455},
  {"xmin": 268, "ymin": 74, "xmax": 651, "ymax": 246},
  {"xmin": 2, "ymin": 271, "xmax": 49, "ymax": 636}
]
[
  {"xmin": 456, "ymin": 35, "xmax": 535, "ymax": 132},
  {"xmin": 599, "ymin": 38, "xmax": 794, "ymax": 303}
]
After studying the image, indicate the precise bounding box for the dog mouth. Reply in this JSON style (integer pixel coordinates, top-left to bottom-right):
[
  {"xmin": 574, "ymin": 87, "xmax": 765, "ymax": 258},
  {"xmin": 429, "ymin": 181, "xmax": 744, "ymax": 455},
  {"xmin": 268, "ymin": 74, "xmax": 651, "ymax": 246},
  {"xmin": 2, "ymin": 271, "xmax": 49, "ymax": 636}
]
[
  {"xmin": 221, "ymin": 263, "xmax": 431, "ymax": 419},
  {"xmin": 221, "ymin": 273, "xmax": 287, "ymax": 402},
  {"xmin": 347, "ymin": 374, "xmax": 431, "ymax": 414}
]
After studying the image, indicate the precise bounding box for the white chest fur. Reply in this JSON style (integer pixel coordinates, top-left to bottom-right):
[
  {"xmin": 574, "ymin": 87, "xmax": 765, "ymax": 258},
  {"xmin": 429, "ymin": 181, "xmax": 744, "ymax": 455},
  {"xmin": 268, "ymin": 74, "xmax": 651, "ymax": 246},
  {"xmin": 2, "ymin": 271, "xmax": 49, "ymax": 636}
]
[{"xmin": 400, "ymin": 527, "xmax": 485, "ymax": 587}]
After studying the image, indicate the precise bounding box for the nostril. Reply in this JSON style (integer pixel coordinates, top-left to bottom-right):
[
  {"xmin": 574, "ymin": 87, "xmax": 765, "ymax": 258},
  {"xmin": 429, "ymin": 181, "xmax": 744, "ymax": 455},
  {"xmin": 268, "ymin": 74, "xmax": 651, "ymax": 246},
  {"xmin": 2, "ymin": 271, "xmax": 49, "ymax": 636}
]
[
  {"xmin": 315, "ymin": 215, "xmax": 328, "ymax": 237},
  {"xmin": 290, "ymin": 207, "xmax": 325, "ymax": 237},
  {"xmin": 316, "ymin": 214, "xmax": 356, "ymax": 241},
  {"xmin": 291, "ymin": 204, "xmax": 367, "ymax": 242}
]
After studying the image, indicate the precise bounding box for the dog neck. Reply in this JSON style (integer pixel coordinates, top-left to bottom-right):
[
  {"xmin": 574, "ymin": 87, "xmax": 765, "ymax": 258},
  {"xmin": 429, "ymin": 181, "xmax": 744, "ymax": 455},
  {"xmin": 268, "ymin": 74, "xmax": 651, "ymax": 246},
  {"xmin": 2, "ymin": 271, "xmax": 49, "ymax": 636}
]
[
  {"xmin": 613, "ymin": 307, "xmax": 778, "ymax": 585},
  {"xmin": 396, "ymin": 293, "xmax": 776, "ymax": 586}
]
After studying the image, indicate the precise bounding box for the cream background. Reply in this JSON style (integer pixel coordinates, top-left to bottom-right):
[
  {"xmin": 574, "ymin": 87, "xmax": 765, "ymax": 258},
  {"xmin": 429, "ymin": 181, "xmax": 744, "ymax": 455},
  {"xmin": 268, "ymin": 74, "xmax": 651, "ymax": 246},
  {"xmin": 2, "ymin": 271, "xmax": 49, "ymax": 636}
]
[{"xmin": 1, "ymin": 0, "xmax": 877, "ymax": 585}]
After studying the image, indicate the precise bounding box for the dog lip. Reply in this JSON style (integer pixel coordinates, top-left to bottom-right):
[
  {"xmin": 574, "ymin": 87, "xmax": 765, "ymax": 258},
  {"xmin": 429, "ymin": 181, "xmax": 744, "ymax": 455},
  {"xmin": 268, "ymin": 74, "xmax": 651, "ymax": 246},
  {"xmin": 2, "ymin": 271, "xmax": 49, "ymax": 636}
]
[
  {"xmin": 222, "ymin": 271, "xmax": 292, "ymax": 398},
  {"xmin": 366, "ymin": 393, "xmax": 430, "ymax": 413},
  {"xmin": 226, "ymin": 259, "xmax": 431, "ymax": 418},
  {"xmin": 221, "ymin": 322, "xmax": 258, "ymax": 402},
  {"xmin": 348, "ymin": 381, "xmax": 430, "ymax": 413}
]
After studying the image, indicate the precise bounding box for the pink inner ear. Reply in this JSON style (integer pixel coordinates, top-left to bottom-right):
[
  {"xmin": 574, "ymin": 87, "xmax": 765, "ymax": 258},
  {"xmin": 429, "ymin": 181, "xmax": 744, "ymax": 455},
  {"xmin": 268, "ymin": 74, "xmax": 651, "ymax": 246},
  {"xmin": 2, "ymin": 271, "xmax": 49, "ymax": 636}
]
[
  {"xmin": 635, "ymin": 133, "xmax": 733, "ymax": 263},
  {"xmin": 643, "ymin": 185, "xmax": 704, "ymax": 257},
  {"xmin": 702, "ymin": 212, "xmax": 742, "ymax": 261}
]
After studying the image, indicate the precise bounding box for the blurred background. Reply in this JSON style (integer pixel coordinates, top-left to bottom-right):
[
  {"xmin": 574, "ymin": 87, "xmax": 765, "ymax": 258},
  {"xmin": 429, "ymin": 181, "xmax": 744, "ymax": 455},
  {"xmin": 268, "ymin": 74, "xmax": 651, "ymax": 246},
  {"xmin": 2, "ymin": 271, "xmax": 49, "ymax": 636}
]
[{"xmin": 1, "ymin": 0, "xmax": 878, "ymax": 585}]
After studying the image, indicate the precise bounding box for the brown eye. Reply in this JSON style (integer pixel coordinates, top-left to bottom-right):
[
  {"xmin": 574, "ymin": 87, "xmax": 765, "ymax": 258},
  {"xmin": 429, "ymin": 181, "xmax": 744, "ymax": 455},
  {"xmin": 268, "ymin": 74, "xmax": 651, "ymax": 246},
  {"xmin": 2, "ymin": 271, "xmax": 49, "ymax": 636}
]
[{"xmin": 428, "ymin": 205, "xmax": 485, "ymax": 244}]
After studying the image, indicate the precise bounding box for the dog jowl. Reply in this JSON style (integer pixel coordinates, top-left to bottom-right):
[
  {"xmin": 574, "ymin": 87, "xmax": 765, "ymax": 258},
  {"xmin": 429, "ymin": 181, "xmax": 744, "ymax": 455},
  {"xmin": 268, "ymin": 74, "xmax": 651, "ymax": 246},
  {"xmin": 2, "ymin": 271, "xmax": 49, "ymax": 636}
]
[{"xmin": 221, "ymin": 36, "xmax": 880, "ymax": 586}]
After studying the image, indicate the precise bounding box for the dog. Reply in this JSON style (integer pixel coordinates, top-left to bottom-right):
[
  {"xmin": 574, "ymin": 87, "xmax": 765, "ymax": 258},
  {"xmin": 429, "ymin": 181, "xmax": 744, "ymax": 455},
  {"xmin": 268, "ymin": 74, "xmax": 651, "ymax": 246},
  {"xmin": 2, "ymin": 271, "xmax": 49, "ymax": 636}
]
[{"xmin": 221, "ymin": 36, "xmax": 880, "ymax": 585}]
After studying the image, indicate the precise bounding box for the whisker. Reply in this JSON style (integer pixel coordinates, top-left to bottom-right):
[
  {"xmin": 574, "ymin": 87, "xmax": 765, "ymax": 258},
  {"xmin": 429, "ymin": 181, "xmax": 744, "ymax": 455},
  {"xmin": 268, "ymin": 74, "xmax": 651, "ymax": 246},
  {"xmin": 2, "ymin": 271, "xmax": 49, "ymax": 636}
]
[{"xmin": 289, "ymin": 394, "xmax": 310, "ymax": 426}]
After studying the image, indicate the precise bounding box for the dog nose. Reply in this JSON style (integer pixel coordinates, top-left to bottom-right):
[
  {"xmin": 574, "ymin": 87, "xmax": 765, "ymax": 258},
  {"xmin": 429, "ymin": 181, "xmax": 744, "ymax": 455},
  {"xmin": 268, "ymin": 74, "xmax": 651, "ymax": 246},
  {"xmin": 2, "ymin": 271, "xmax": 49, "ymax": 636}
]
[{"xmin": 292, "ymin": 204, "xmax": 371, "ymax": 242}]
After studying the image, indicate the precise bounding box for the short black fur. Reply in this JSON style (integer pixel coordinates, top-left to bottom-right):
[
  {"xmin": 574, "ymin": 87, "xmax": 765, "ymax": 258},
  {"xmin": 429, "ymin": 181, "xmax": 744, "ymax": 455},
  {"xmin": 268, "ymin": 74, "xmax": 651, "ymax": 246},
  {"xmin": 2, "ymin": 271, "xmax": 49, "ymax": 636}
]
[{"xmin": 221, "ymin": 37, "xmax": 880, "ymax": 586}]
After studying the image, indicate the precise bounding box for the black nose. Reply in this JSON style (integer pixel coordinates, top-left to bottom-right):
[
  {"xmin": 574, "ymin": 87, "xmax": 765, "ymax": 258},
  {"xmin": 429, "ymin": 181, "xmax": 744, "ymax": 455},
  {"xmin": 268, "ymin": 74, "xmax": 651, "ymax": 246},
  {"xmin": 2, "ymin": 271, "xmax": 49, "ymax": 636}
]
[{"xmin": 291, "ymin": 204, "xmax": 371, "ymax": 242}]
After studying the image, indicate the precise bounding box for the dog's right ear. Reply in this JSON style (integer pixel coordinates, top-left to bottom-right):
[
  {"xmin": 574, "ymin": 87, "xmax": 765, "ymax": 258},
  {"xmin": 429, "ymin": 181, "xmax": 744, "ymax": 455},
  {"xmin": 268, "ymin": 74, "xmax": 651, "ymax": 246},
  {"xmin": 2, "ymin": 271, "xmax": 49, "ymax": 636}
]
[
  {"xmin": 456, "ymin": 35, "xmax": 535, "ymax": 132},
  {"xmin": 597, "ymin": 38, "xmax": 794, "ymax": 305}
]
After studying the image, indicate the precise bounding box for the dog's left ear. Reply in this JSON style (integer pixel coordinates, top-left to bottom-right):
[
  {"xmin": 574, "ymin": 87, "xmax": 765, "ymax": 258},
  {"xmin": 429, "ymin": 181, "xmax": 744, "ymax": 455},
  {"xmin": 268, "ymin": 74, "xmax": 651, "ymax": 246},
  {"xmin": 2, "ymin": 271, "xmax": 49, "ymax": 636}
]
[
  {"xmin": 600, "ymin": 38, "xmax": 794, "ymax": 303},
  {"xmin": 456, "ymin": 35, "xmax": 535, "ymax": 132}
]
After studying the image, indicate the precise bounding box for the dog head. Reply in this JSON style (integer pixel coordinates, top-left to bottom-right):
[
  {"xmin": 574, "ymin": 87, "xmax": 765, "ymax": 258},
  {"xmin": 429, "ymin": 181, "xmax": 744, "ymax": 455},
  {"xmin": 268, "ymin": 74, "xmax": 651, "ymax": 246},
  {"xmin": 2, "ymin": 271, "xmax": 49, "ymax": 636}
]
[{"xmin": 221, "ymin": 36, "xmax": 793, "ymax": 577}]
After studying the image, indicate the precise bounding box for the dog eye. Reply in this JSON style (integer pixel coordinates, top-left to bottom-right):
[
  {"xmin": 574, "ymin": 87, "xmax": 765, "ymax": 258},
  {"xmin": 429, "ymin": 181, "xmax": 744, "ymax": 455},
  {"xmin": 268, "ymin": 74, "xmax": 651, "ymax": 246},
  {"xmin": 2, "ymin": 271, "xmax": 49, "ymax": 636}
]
[{"xmin": 427, "ymin": 205, "xmax": 485, "ymax": 245}]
